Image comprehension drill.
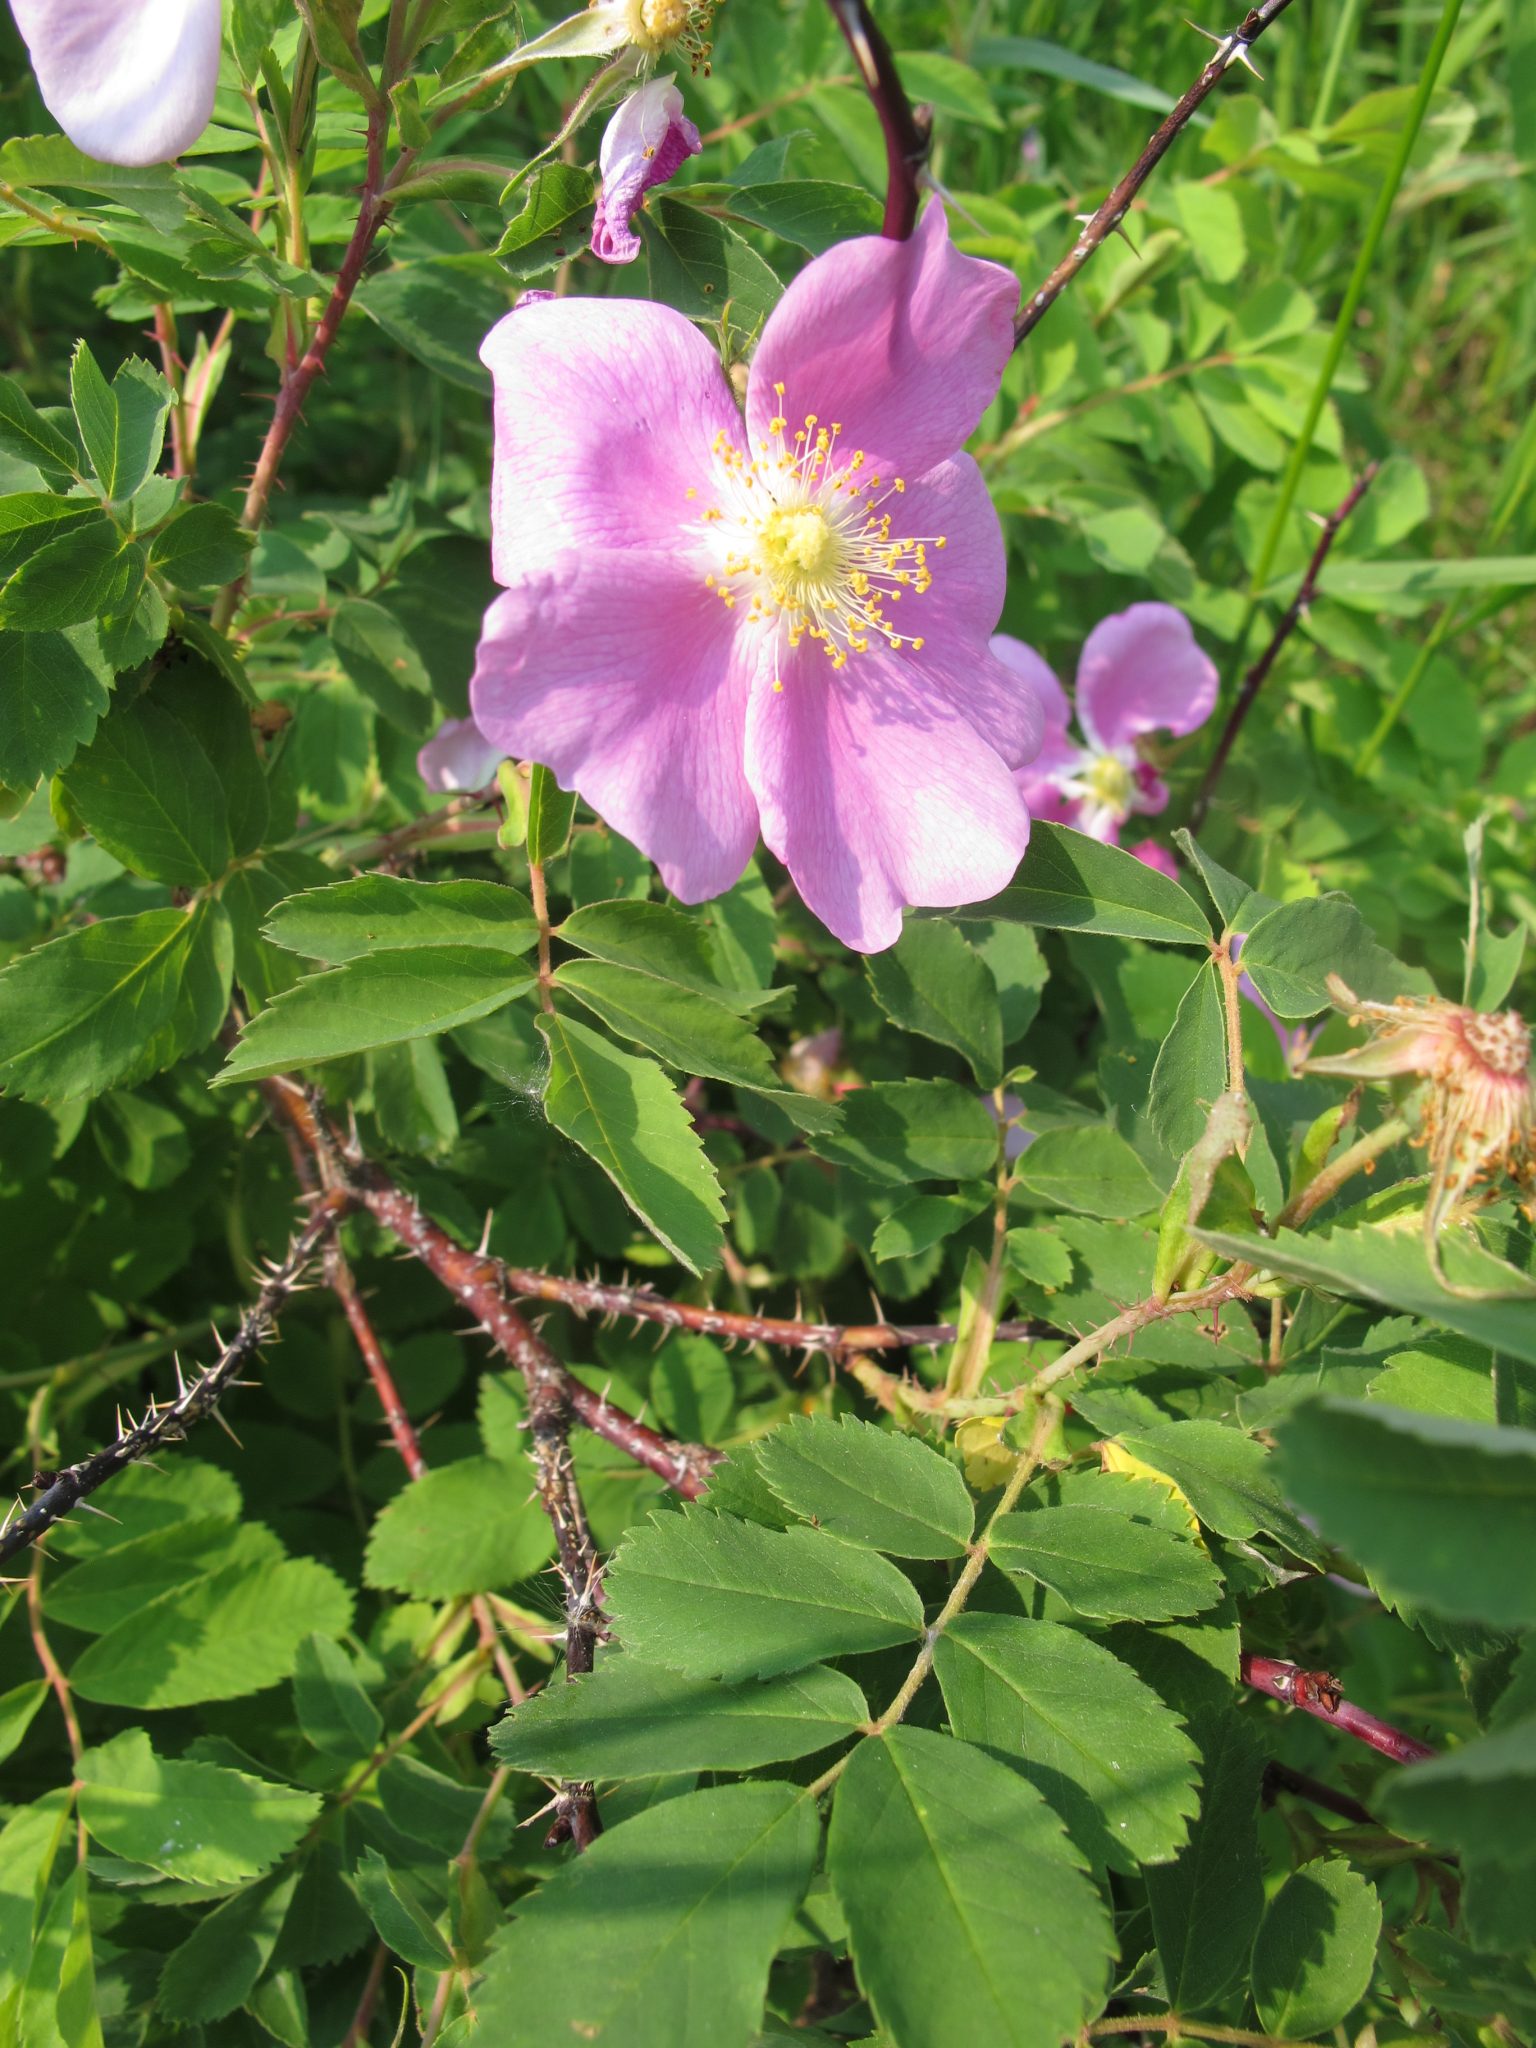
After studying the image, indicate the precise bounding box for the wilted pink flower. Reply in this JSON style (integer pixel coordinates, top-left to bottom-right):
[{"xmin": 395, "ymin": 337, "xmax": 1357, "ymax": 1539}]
[
  {"xmin": 993, "ymin": 605, "xmax": 1217, "ymax": 847},
  {"xmin": 592, "ymin": 76, "xmax": 701, "ymax": 264},
  {"xmin": 469, "ymin": 203, "xmax": 1040, "ymax": 954},
  {"xmin": 11, "ymin": 0, "xmax": 221, "ymax": 166},
  {"xmin": 417, "ymin": 716, "xmax": 503, "ymax": 794}
]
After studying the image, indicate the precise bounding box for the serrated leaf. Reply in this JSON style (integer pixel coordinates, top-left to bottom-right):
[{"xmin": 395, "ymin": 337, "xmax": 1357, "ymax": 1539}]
[
  {"xmin": 217, "ymin": 948, "xmax": 535, "ymax": 1083},
  {"xmin": 1252, "ymin": 1859, "xmax": 1382, "ymax": 2037},
  {"xmin": 70, "ymin": 346, "xmax": 169, "ymax": 503},
  {"xmin": 539, "ymin": 1009, "xmax": 725, "ymax": 1274},
  {"xmin": 719, "ymin": 178, "xmax": 881, "ymax": 251},
  {"xmin": 991, "ymin": 1505, "xmax": 1223, "ymax": 1622},
  {"xmin": 555, "ymin": 958, "xmax": 779, "ymax": 1091},
  {"xmin": 352, "ymin": 1849, "xmax": 453, "ymax": 1969},
  {"xmin": 1382, "ymin": 1714, "xmax": 1536, "ymax": 1871},
  {"xmin": 330, "ymin": 597, "xmax": 434, "ymax": 734},
  {"xmin": 157, "ymin": 1868, "xmax": 299, "ymax": 2023},
  {"xmin": 494, "ymin": 162, "xmax": 594, "ymax": 281},
  {"xmin": 491, "ymin": 1655, "xmax": 868, "ymax": 1779},
  {"xmin": 866, "ymin": 918, "xmax": 1003, "ymax": 1086},
  {"xmin": 559, "ymin": 897, "xmax": 773, "ymax": 1012},
  {"xmin": 0, "ymin": 625, "xmax": 111, "ymax": 788},
  {"xmin": 967, "ymin": 822, "xmax": 1209, "ymax": 944},
  {"xmin": 147, "ymin": 502, "xmax": 252, "ymax": 590},
  {"xmin": 756, "ymin": 1414, "xmax": 974, "ymax": 1558},
  {"xmin": 0, "ymin": 900, "xmax": 231, "ymax": 1103},
  {"xmin": 58, "ymin": 685, "xmax": 234, "ymax": 884},
  {"xmin": 363, "ymin": 1456, "xmax": 555, "ymax": 1598},
  {"xmin": 1276, "ymin": 1399, "xmax": 1536, "ymax": 1626},
  {"xmin": 828, "ymin": 1727, "xmax": 1113, "ymax": 2048},
  {"xmin": 874, "ymin": 1185, "xmax": 992, "ymax": 1261},
  {"xmin": 71, "ymin": 1556, "xmax": 352, "ymax": 1708},
  {"xmin": 291, "ymin": 1634, "xmax": 382, "ymax": 1760},
  {"xmin": 0, "ymin": 370, "xmax": 80, "ymax": 481},
  {"xmin": 935, "ymin": 1613, "xmax": 1201, "ymax": 1871},
  {"xmin": 811, "ymin": 1077, "xmax": 1000, "ymax": 1187},
  {"xmin": 1013, "ymin": 1124, "xmax": 1163, "ymax": 1218},
  {"xmin": 1111, "ymin": 1419, "xmax": 1326, "ymax": 1566},
  {"xmin": 1148, "ymin": 962, "xmax": 1228, "ymax": 1155},
  {"xmin": 1147, "ymin": 1709, "xmax": 1266, "ymax": 2013},
  {"xmin": 474, "ymin": 1784, "xmax": 818, "ymax": 2048},
  {"xmin": 265, "ymin": 875, "xmax": 537, "ymax": 962},
  {"xmin": 43, "ymin": 1519, "xmax": 278, "ymax": 1634},
  {"xmin": 606, "ymin": 1509, "xmax": 924, "ymax": 1681},
  {"xmin": 77, "ymin": 1730, "xmax": 319, "ymax": 1883},
  {"xmin": 643, "ymin": 196, "xmax": 782, "ymax": 332},
  {"xmin": 1238, "ymin": 895, "xmax": 1419, "ymax": 1018},
  {"xmin": 0, "ymin": 514, "xmax": 131, "ymax": 630}
]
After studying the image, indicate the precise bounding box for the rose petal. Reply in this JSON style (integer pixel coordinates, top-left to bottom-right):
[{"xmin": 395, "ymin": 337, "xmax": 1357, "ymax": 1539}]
[
  {"xmin": 744, "ymin": 643, "xmax": 1031, "ymax": 953},
  {"xmin": 591, "ymin": 75, "xmax": 702, "ymax": 264},
  {"xmin": 1075, "ymin": 602, "xmax": 1218, "ymax": 753},
  {"xmin": 1013, "ymin": 777, "xmax": 1081, "ymax": 830},
  {"xmin": 417, "ymin": 716, "xmax": 502, "ymax": 794},
  {"xmin": 12, "ymin": 0, "xmax": 221, "ymax": 165},
  {"xmin": 992, "ymin": 632, "xmax": 1071, "ymax": 742},
  {"xmin": 470, "ymin": 549, "xmax": 762, "ymax": 903},
  {"xmin": 480, "ymin": 296, "xmax": 743, "ymax": 582},
  {"xmin": 1127, "ymin": 838, "xmax": 1179, "ymax": 881},
  {"xmin": 746, "ymin": 201, "xmax": 1019, "ymax": 480}
]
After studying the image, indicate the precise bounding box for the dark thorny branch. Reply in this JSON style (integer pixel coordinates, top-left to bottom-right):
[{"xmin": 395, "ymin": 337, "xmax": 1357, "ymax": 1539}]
[
  {"xmin": 0, "ymin": 1192, "xmax": 348, "ymax": 1566},
  {"xmin": 1014, "ymin": 0, "xmax": 1302, "ymax": 347},
  {"xmin": 824, "ymin": 0, "xmax": 930, "ymax": 238}
]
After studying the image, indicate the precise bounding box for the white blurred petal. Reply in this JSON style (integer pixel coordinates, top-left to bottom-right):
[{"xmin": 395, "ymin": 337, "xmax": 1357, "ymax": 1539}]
[{"xmin": 11, "ymin": 0, "xmax": 223, "ymax": 167}]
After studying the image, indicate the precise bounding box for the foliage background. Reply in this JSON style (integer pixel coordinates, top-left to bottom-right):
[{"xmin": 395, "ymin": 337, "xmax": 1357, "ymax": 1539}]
[{"xmin": 1, "ymin": 0, "xmax": 1535, "ymax": 2044}]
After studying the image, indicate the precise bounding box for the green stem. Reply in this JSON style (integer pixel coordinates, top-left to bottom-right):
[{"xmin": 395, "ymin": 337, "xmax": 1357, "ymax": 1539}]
[{"xmin": 1308, "ymin": 0, "xmax": 1363, "ymax": 132}]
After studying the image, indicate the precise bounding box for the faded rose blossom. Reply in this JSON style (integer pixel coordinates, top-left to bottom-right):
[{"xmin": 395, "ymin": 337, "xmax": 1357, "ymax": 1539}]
[
  {"xmin": 512, "ymin": 0, "xmax": 717, "ymax": 75},
  {"xmin": 993, "ymin": 605, "xmax": 1217, "ymax": 856},
  {"xmin": 10, "ymin": 0, "xmax": 222, "ymax": 166},
  {"xmin": 1306, "ymin": 974, "xmax": 1536, "ymax": 1291},
  {"xmin": 416, "ymin": 716, "xmax": 503, "ymax": 793},
  {"xmin": 469, "ymin": 202, "xmax": 1040, "ymax": 954},
  {"xmin": 591, "ymin": 76, "xmax": 701, "ymax": 264}
]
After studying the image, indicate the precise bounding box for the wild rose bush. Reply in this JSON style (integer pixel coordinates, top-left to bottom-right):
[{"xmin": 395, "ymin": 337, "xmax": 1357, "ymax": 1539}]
[{"xmin": 0, "ymin": 4, "xmax": 1534, "ymax": 2047}]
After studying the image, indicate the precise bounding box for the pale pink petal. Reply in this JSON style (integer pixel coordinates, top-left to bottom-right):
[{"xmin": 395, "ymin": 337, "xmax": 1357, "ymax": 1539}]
[
  {"xmin": 591, "ymin": 76, "xmax": 701, "ymax": 264},
  {"xmin": 417, "ymin": 716, "xmax": 502, "ymax": 793},
  {"xmin": 470, "ymin": 550, "xmax": 761, "ymax": 903},
  {"xmin": 743, "ymin": 646, "xmax": 1031, "ymax": 954},
  {"xmin": 1075, "ymin": 603, "xmax": 1218, "ymax": 754},
  {"xmin": 991, "ymin": 632, "xmax": 1071, "ymax": 743},
  {"xmin": 480, "ymin": 297, "xmax": 743, "ymax": 583},
  {"xmin": 1128, "ymin": 838, "xmax": 1179, "ymax": 881},
  {"xmin": 1130, "ymin": 761, "xmax": 1170, "ymax": 816},
  {"xmin": 1013, "ymin": 776, "xmax": 1080, "ymax": 830},
  {"xmin": 746, "ymin": 201, "xmax": 1019, "ymax": 480},
  {"xmin": 12, "ymin": 0, "xmax": 221, "ymax": 165}
]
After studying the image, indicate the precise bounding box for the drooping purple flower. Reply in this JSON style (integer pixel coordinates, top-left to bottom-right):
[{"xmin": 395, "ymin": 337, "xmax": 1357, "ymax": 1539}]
[
  {"xmin": 469, "ymin": 202, "xmax": 1041, "ymax": 954},
  {"xmin": 993, "ymin": 605, "xmax": 1217, "ymax": 850},
  {"xmin": 10, "ymin": 0, "xmax": 221, "ymax": 166},
  {"xmin": 417, "ymin": 716, "xmax": 503, "ymax": 794},
  {"xmin": 591, "ymin": 76, "xmax": 701, "ymax": 265}
]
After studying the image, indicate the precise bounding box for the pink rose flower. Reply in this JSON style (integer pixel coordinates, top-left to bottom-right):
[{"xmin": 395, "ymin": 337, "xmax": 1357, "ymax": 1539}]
[
  {"xmin": 591, "ymin": 76, "xmax": 702, "ymax": 265},
  {"xmin": 417, "ymin": 716, "xmax": 503, "ymax": 794},
  {"xmin": 469, "ymin": 202, "xmax": 1041, "ymax": 953},
  {"xmin": 10, "ymin": 0, "xmax": 221, "ymax": 166},
  {"xmin": 993, "ymin": 604, "xmax": 1217, "ymax": 851}
]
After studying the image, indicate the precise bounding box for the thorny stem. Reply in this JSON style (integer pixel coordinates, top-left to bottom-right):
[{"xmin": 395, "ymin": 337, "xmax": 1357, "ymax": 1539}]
[
  {"xmin": 1263, "ymin": 1759, "xmax": 1374, "ymax": 1828},
  {"xmin": 330, "ymin": 787, "xmax": 501, "ymax": 870},
  {"xmin": 946, "ymin": 1133, "xmax": 1013, "ymax": 1400},
  {"xmin": 823, "ymin": 0, "xmax": 928, "ymax": 239},
  {"xmin": 1241, "ymin": 1655, "xmax": 1436, "ymax": 1764},
  {"xmin": 1190, "ymin": 462, "xmax": 1381, "ymax": 829},
  {"xmin": 153, "ymin": 305, "xmax": 190, "ymax": 481},
  {"xmin": 1014, "ymin": 0, "xmax": 1300, "ymax": 348},
  {"xmin": 807, "ymin": 1400, "xmax": 1061, "ymax": 1799},
  {"xmin": 28, "ymin": 1550, "xmax": 83, "ymax": 1765}
]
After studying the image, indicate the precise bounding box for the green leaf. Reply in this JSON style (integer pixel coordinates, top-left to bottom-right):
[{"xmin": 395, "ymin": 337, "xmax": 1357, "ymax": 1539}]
[
  {"xmin": 0, "ymin": 900, "xmax": 232, "ymax": 1103},
  {"xmin": 265, "ymin": 875, "xmax": 537, "ymax": 962},
  {"xmin": 934, "ymin": 1613, "xmax": 1201, "ymax": 1872},
  {"xmin": 970, "ymin": 822, "xmax": 1210, "ymax": 944},
  {"xmin": 0, "ymin": 370, "xmax": 80, "ymax": 482},
  {"xmin": 1252, "ymin": 1860, "xmax": 1382, "ymax": 2038},
  {"xmin": 0, "ymin": 1680, "xmax": 47, "ymax": 1767},
  {"xmin": 157, "ymin": 1868, "xmax": 299, "ymax": 2024},
  {"xmin": 58, "ymin": 684, "xmax": 234, "ymax": 884},
  {"xmin": 828, "ymin": 1727, "xmax": 1112, "ymax": 2048},
  {"xmin": 1147, "ymin": 963, "xmax": 1228, "ymax": 1156},
  {"xmin": 1013, "ymin": 1124, "xmax": 1163, "ymax": 1218},
  {"xmin": 1172, "ymin": 831, "xmax": 1276, "ymax": 932},
  {"xmin": 0, "ymin": 625, "xmax": 111, "ymax": 788},
  {"xmin": 0, "ymin": 134, "xmax": 187, "ymax": 231},
  {"xmin": 491, "ymin": 1655, "xmax": 868, "ymax": 1780},
  {"xmin": 718, "ymin": 178, "xmax": 881, "ymax": 252},
  {"xmin": 352, "ymin": 1849, "xmax": 453, "ymax": 1969},
  {"xmin": 527, "ymin": 759, "xmax": 577, "ymax": 862},
  {"xmin": 1004, "ymin": 1225, "xmax": 1074, "ymax": 1289},
  {"xmin": 873, "ymin": 1185, "xmax": 992, "ymax": 1261},
  {"xmin": 1382, "ymin": 1715, "xmax": 1536, "ymax": 1871},
  {"xmin": 0, "ymin": 514, "xmax": 131, "ymax": 630},
  {"xmin": 217, "ymin": 949, "xmax": 535, "ymax": 1083},
  {"xmin": 606, "ymin": 1509, "xmax": 925, "ymax": 1681},
  {"xmin": 494, "ymin": 162, "xmax": 594, "ymax": 282},
  {"xmin": 559, "ymin": 898, "xmax": 772, "ymax": 1013},
  {"xmin": 867, "ymin": 919, "xmax": 1002, "ymax": 1087},
  {"xmin": 756, "ymin": 1414, "xmax": 974, "ymax": 1558},
  {"xmin": 1147, "ymin": 1710, "xmax": 1266, "ymax": 2014},
  {"xmin": 150, "ymin": 649, "xmax": 268, "ymax": 858},
  {"xmin": 893, "ymin": 49, "xmax": 1003, "ymax": 127},
  {"xmin": 1318, "ymin": 554, "xmax": 1536, "ymax": 597},
  {"xmin": 474, "ymin": 1784, "xmax": 818, "ymax": 2047},
  {"xmin": 554, "ymin": 959, "xmax": 779, "ymax": 1092},
  {"xmin": 69, "ymin": 346, "xmax": 169, "ymax": 503},
  {"xmin": 971, "ymin": 35, "xmax": 1178, "ymax": 114},
  {"xmin": 364, "ymin": 1457, "xmax": 556, "ymax": 1598},
  {"xmin": 146, "ymin": 501, "xmax": 252, "ymax": 590},
  {"xmin": 1111, "ymin": 1419, "xmax": 1327, "ymax": 1566},
  {"xmin": 43, "ymin": 1519, "xmax": 278, "ymax": 1633},
  {"xmin": 539, "ymin": 1010, "xmax": 726, "ymax": 1274},
  {"xmin": 329, "ymin": 597, "xmax": 434, "ymax": 734},
  {"xmin": 643, "ymin": 196, "xmax": 782, "ymax": 334},
  {"xmin": 1237, "ymin": 896, "xmax": 1418, "ymax": 1018},
  {"xmin": 811, "ymin": 1078, "xmax": 1000, "ymax": 1187},
  {"xmin": 1276, "ymin": 1399, "xmax": 1536, "ymax": 1627},
  {"xmin": 352, "ymin": 253, "xmax": 504, "ymax": 391},
  {"xmin": 77, "ymin": 1730, "xmax": 319, "ymax": 1883},
  {"xmin": 70, "ymin": 1556, "xmax": 352, "ymax": 1708},
  {"xmin": 291, "ymin": 1634, "xmax": 382, "ymax": 1761},
  {"xmin": 991, "ymin": 1505, "xmax": 1223, "ymax": 1622}
]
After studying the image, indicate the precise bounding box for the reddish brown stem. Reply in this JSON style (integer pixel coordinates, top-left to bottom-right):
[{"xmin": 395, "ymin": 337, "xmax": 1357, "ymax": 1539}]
[
  {"xmin": 824, "ymin": 0, "xmax": 928, "ymax": 238},
  {"xmin": 1262, "ymin": 1759, "xmax": 1375, "ymax": 1828},
  {"xmin": 1014, "ymin": 0, "xmax": 1300, "ymax": 347},
  {"xmin": 331, "ymin": 1250, "xmax": 428, "ymax": 1481},
  {"xmin": 1241, "ymin": 1655, "xmax": 1436, "ymax": 1765},
  {"xmin": 152, "ymin": 304, "xmax": 189, "ymax": 480},
  {"xmin": 1190, "ymin": 461, "xmax": 1380, "ymax": 828}
]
